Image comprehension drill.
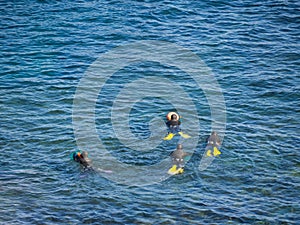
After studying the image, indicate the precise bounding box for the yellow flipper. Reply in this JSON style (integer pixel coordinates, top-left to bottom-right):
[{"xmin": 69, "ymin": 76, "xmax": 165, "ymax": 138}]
[
  {"xmin": 213, "ymin": 147, "xmax": 221, "ymax": 156},
  {"xmin": 168, "ymin": 165, "xmax": 177, "ymax": 174},
  {"xmin": 177, "ymin": 168, "xmax": 184, "ymax": 174},
  {"xmin": 168, "ymin": 165, "xmax": 184, "ymax": 175},
  {"xmin": 163, "ymin": 133, "xmax": 175, "ymax": 140},
  {"xmin": 178, "ymin": 131, "xmax": 191, "ymax": 139},
  {"xmin": 206, "ymin": 149, "xmax": 212, "ymax": 157}
]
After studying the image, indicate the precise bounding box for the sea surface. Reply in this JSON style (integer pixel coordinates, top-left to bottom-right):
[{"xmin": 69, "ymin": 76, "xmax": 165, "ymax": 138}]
[{"xmin": 0, "ymin": 0, "xmax": 299, "ymax": 224}]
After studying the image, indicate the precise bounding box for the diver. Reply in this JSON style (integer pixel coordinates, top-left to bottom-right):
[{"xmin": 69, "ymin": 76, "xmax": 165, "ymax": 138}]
[
  {"xmin": 207, "ymin": 131, "xmax": 221, "ymax": 146},
  {"xmin": 205, "ymin": 131, "xmax": 221, "ymax": 157},
  {"xmin": 168, "ymin": 144, "xmax": 189, "ymax": 174},
  {"xmin": 166, "ymin": 113, "xmax": 181, "ymax": 133},
  {"xmin": 72, "ymin": 151, "xmax": 93, "ymax": 171},
  {"xmin": 163, "ymin": 112, "xmax": 191, "ymax": 140},
  {"xmin": 71, "ymin": 150, "xmax": 113, "ymax": 174}
]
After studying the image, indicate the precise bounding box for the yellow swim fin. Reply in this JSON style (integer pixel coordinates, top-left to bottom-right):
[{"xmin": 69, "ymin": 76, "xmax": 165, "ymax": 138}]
[
  {"xmin": 213, "ymin": 147, "xmax": 221, "ymax": 156},
  {"xmin": 168, "ymin": 165, "xmax": 184, "ymax": 175},
  {"xmin": 178, "ymin": 131, "xmax": 191, "ymax": 139},
  {"xmin": 163, "ymin": 133, "xmax": 175, "ymax": 140},
  {"xmin": 168, "ymin": 165, "xmax": 177, "ymax": 174},
  {"xmin": 206, "ymin": 149, "xmax": 212, "ymax": 157},
  {"xmin": 177, "ymin": 167, "xmax": 184, "ymax": 174}
]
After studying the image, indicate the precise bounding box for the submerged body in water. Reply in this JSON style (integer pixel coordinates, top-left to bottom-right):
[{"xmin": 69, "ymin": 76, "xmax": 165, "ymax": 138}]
[
  {"xmin": 168, "ymin": 144, "xmax": 190, "ymax": 175},
  {"xmin": 205, "ymin": 131, "xmax": 221, "ymax": 157},
  {"xmin": 71, "ymin": 150, "xmax": 113, "ymax": 174},
  {"xmin": 163, "ymin": 112, "xmax": 191, "ymax": 140},
  {"xmin": 72, "ymin": 151, "xmax": 93, "ymax": 172}
]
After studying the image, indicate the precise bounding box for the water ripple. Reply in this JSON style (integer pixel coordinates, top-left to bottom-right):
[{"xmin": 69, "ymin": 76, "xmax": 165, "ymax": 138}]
[{"xmin": 0, "ymin": 0, "xmax": 299, "ymax": 224}]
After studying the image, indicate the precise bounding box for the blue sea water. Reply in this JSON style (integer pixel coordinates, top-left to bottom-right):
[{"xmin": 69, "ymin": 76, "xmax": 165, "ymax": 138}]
[{"xmin": 0, "ymin": 0, "xmax": 299, "ymax": 224}]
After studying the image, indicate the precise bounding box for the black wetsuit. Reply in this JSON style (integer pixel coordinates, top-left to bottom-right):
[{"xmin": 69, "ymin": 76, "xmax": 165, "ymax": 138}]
[
  {"xmin": 206, "ymin": 133, "xmax": 221, "ymax": 146},
  {"xmin": 73, "ymin": 153, "xmax": 92, "ymax": 170},
  {"xmin": 166, "ymin": 120, "xmax": 181, "ymax": 133},
  {"xmin": 170, "ymin": 149, "xmax": 187, "ymax": 168}
]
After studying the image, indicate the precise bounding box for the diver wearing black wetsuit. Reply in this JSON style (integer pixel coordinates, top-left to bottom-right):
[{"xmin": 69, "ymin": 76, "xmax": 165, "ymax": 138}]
[
  {"xmin": 166, "ymin": 114, "xmax": 181, "ymax": 133},
  {"xmin": 170, "ymin": 144, "xmax": 188, "ymax": 168},
  {"xmin": 73, "ymin": 151, "xmax": 92, "ymax": 170},
  {"xmin": 205, "ymin": 131, "xmax": 221, "ymax": 157},
  {"xmin": 206, "ymin": 131, "xmax": 221, "ymax": 147}
]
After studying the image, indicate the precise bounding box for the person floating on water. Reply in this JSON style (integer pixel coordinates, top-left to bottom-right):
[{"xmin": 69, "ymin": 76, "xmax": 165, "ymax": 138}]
[
  {"xmin": 72, "ymin": 150, "xmax": 93, "ymax": 171},
  {"xmin": 168, "ymin": 144, "xmax": 189, "ymax": 175},
  {"xmin": 71, "ymin": 150, "xmax": 113, "ymax": 174},
  {"xmin": 163, "ymin": 112, "xmax": 191, "ymax": 140},
  {"xmin": 205, "ymin": 131, "xmax": 221, "ymax": 157}
]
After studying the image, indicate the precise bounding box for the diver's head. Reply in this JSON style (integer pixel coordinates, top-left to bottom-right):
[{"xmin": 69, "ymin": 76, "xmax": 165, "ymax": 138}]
[
  {"xmin": 177, "ymin": 144, "xmax": 183, "ymax": 150},
  {"xmin": 211, "ymin": 131, "xmax": 217, "ymax": 136},
  {"xmin": 171, "ymin": 114, "xmax": 177, "ymax": 120},
  {"xmin": 81, "ymin": 151, "xmax": 88, "ymax": 158}
]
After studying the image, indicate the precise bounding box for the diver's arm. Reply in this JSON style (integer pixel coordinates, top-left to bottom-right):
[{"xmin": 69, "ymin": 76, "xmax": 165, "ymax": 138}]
[{"xmin": 166, "ymin": 120, "xmax": 171, "ymax": 127}]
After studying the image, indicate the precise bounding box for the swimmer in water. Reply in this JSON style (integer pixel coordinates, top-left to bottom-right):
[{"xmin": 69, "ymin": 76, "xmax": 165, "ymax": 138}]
[
  {"xmin": 71, "ymin": 150, "xmax": 113, "ymax": 174},
  {"xmin": 168, "ymin": 144, "xmax": 189, "ymax": 174},
  {"xmin": 171, "ymin": 144, "xmax": 188, "ymax": 167},
  {"xmin": 163, "ymin": 112, "xmax": 191, "ymax": 140},
  {"xmin": 207, "ymin": 131, "xmax": 221, "ymax": 146},
  {"xmin": 72, "ymin": 151, "xmax": 92, "ymax": 170},
  {"xmin": 166, "ymin": 113, "xmax": 181, "ymax": 132},
  {"xmin": 205, "ymin": 131, "xmax": 221, "ymax": 157}
]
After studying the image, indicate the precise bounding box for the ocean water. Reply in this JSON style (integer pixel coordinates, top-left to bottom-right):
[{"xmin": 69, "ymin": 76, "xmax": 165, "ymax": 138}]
[{"xmin": 0, "ymin": 0, "xmax": 299, "ymax": 224}]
